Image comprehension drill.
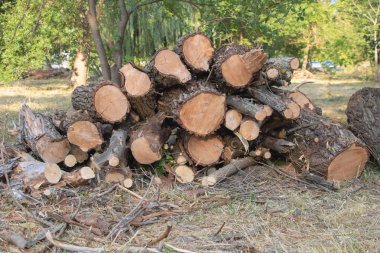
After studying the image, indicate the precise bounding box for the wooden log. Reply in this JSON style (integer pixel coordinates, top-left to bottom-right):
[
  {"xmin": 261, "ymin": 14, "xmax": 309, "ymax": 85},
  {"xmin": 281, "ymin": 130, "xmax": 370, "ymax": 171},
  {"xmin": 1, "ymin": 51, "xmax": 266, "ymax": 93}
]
[
  {"xmin": 289, "ymin": 109, "xmax": 369, "ymax": 181},
  {"xmin": 64, "ymin": 154, "xmax": 77, "ymax": 167},
  {"xmin": 129, "ymin": 114, "xmax": 170, "ymax": 164},
  {"xmin": 238, "ymin": 118, "xmax": 260, "ymax": 141},
  {"xmin": 249, "ymin": 86, "xmax": 300, "ymax": 119},
  {"xmin": 19, "ymin": 104, "xmax": 70, "ymax": 163},
  {"xmin": 201, "ymin": 157, "xmax": 256, "ymax": 186},
  {"xmin": 70, "ymin": 145, "xmax": 89, "ymax": 163},
  {"xmin": 174, "ymin": 32, "xmax": 214, "ymax": 72},
  {"xmin": 267, "ymin": 57, "xmax": 300, "ymax": 71},
  {"xmin": 65, "ymin": 110, "xmax": 103, "ymax": 152},
  {"xmin": 119, "ymin": 63, "xmax": 156, "ymax": 119},
  {"xmin": 227, "ymin": 96, "xmax": 268, "ymax": 121},
  {"xmin": 44, "ymin": 163, "xmax": 62, "ymax": 184},
  {"xmin": 145, "ymin": 49, "xmax": 191, "ymax": 87},
  {"xmin": 71, "ymin": 81, "xmax": 130, "ymax": 123},
  {"xmin": 346, "ymin": 87, "xmax": 380, "ymax": 166},
  {"xmin": 159, "ymin": 80, "xmax": 226, "ymax": 136},
  {"xmin": 174, "ymin": 165, "xmax": 195, "ymax": 183},
  {"xmin": 262, "ymin": 136, "xmax": 295, "ymax": 154},
  {"xmin": 222, "ymin": 135, "xmax": 246, "ymax": 163},
  {"xmin": 92, "ymin": 129, "xmax": 128, "ymax": 168},
  {"xmin": 213, "ymin": 45, "xmax": 267, "ymax": 88},
  {"xmin": 224, "ymin": 109, "xmax": 242, "ymax": 131},
  {"xmin": 62, "ymin": 166, "xmax": 95, "ymax": 187},
  {"xmin": 261, "ymin": 66, "xmax": 281, "ymax": 81},
  {"xmin": 185, "ymin": 134, "xmax": 224, "ymax": 166}
]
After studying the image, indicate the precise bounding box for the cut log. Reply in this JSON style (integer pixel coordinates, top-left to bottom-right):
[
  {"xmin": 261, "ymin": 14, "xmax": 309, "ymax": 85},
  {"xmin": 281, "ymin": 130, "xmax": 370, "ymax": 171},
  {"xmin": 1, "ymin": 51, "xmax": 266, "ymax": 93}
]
[
  {"xmin": 267, "ymin": 57, "xmax": 300, "ymax": 71},
  {"xmin": 62, "ymin": 166, "xmax": 95, "ymax": 186},
  {"xmin": 239, "ymin": 118, "xmax": 260, "ymax": 141},
  {"xmin": 262, "ymin": 66, "xmax": 281, "ymax": 81},
  {"xmin": 105, "ymin": 171, "xmax": 125, "ymax": 184},
  {"xmin": 213, "ymin": 45, "xmax": 267, "ymax": 88},
  {"xmin": 174, "ymin": 32, "xmax": 214, "ymax": 72},
  {"xmin": 119, "ymin": 63, "xmax": 156, "ymax": 119},
  {"xmin": 145, "ymin": 49, "xmax": 191, "ymax": 87},
  {"xmin": 201, "ymin": 157, "xmax": 256, "ymax": 186},
  {"xmin": 92, "ymin": 129, "xmax": 128, "ymax": 168},
  {"xmin": 174, "ymin": 165, "xmax": 195, "ymax": 183},
  {"xmin": 346, "ymin": 87, "xmax": 380, "ymax": 166},
  {"xmin": 249, "ymin": 86, "xmax": 300, "ymax": 119},
  {"xmin": 271, "ymin": 87, "xmax": 320, "ymax": 114},
  {"xmin": 64, "ymin": 155, "xmax": 77, "ymax": 167},
  {"xmin": 227, "ymin": 96, "xmax": 268, "ymax": 121},
  {"xmin": 44, "ymin": 163, "xmax": 62, "ymax": 184},
  {"xmin": 289, "ymin": 109, "xmax": 369, "ymax": 181},
  {"xmin": 262, "ymin": 136, "xmax": 295, "ymax": 154},
  {"xmin": 185, "ymin": 134, "xmax": 224, "ymax": 166},
  {"xmin": 224, "ymin": 109, "xmax": 243, "ymax": 131},
  {"xmin": 70, "ymin": 145, "xmax": 89, "ymax": 163},
  {"xmin": 123, "ymin": 178, "xmax": 133, "ymax": 188},
  {"xmin": 222, "ymin": 135, "xmax": 245, "ymax": 163},
  {"xmin": 19, "ymin": 104, "xmax": 70, "ymax": 163},
  {"xmin": 71, "ymin": 81, "xmax": 130, "ymax": 123},
  {"xmin": 129, "ymin": 114, "xmax": 170, "ymax": 164},
  {"xmin": 159, "ymin": 81, "xmax": 226, "ymax": 136}
]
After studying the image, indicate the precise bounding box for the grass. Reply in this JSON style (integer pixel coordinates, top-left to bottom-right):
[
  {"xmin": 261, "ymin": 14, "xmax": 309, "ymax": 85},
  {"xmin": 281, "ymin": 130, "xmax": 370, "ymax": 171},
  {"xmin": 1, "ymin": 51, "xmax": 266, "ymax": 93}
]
[{"xmin": 1, "ymin": 78, "xmax": 380, "ymax": 252}]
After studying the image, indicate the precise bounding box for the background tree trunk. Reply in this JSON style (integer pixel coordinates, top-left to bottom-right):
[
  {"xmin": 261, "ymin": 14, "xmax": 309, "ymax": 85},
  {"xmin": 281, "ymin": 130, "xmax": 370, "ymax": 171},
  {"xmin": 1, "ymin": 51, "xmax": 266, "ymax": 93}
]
[
  {"xmin": 374, "ymin": 30, "xmax": 379, "ymax": 82},
  {"xmin": 70, "ymin": 51, "xmax": 88, "ymax": 87}
]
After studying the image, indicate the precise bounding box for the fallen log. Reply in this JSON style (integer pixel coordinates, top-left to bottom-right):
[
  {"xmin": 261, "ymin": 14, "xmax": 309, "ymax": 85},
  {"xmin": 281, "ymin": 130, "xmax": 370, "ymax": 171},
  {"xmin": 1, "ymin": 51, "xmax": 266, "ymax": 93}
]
[
  {"xmin": 213, "ymin": 45, "xmax": 267, "ymax": 88},
  {"xmin": 119, "ymin": 63, "xmax": 156, "ymax": 119},
  {"xmin": 185, "ymin": 134, "xmax": 224, "ymax": 166},
  {"xmin": 174, "ymin": 32, "xmax": 214, "ymax": 72},
  {"xmin": 159, "ymin": 80, "xmax": 226, "ymax": 136},
  {"xmin": 346, "ymin": 87, "xmax": 380, "ymax": 166},
  {"xmin": 289, "ymin": 109, "xmax": 369, "ymax": 180},
  {"xmin": 71, "ymin": 81, "xmax": 130, "ymax": 123},
  {"xmin": 146, "ymin": 49, "xmax": 191, "ymax": 87},
  {"xmin": 201, "ymin": 157, "xmax": 256, "ymax": 186},
  {"xmin": 19, "ymin": 104, "xmax": 70, "ymax": 163}
]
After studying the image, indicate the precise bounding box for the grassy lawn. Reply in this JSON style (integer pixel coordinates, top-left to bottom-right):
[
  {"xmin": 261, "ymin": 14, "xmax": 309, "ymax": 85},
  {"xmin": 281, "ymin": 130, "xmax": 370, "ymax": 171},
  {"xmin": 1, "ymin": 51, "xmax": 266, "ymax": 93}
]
[{"xmin": 1, "ymin": 78, "xmax": 380, "ymax": 252}]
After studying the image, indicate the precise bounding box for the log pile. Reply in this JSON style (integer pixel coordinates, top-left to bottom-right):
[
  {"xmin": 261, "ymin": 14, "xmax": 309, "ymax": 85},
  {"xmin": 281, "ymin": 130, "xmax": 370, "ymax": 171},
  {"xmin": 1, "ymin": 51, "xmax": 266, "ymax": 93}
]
[{"xmin": 5, "ymin": 32, "xmax": 371, "ymax": 194}]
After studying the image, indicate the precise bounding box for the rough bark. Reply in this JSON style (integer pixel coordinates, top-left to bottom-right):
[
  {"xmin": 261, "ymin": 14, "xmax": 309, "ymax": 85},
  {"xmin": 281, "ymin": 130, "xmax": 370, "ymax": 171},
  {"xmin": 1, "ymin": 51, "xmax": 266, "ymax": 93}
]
[
  {"xmin": 346, "ymin": 87, "xmax": 380, "ymax": 166},
  {"xmin": 145, "ymin": 49, "xmax": 191, "ymax": 87},
  {"xmin": 262, "ymin": 136, "xmax": 295, "ymax": 154},
  {"xmin": 119, "ymin": 63, "xmax": 156, "ymax": 119},
  {"xmin": 267, "ymin": 57, "xmax": 300, "ymax": 71},
  {"xmin": 213, "ymin": 44, "xmax": 267, "ymax": 88},
  {"xmin": 70, "ymin": 51, "xmax": 88, "ymax": 87},
  {"xmin": 227, "ymin": 96, "xmax": 268, "ymax": 121},
  {"xmin": 71, "ymin": 81, "xmax": 130, "ymax": 123},
  {"xmin": 289, "ymin": 109, "xmax": 369, "ymax": 181},
  {"xmin": 159, "ymin": 80, "xmax": 226, "ymax": 136},
  {"xmin": 19, "ymin": 104, "xmax": 70, "ymax": 163},
  {"xmin": 174, "ymin": 32, "xmax": 214, "ymax": 72},
  {"xmin": 129, "ymin": 114, "xmax": 170, "ymax": 164}
]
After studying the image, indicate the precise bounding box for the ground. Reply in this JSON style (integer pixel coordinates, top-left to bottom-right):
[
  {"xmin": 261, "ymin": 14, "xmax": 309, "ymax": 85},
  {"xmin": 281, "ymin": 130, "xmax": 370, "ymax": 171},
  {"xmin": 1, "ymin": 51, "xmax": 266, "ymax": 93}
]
[{"xmin": 0, "ymin": 77, "xmax": 380, "ymax": 253}]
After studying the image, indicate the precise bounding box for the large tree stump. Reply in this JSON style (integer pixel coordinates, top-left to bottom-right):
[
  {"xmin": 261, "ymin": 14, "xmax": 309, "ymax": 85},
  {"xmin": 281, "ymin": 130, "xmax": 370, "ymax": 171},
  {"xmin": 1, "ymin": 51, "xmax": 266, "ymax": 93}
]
[
  {"xmin": 185, "ymin": 134, "xmax": 224, "ymax": 166},
  {"xmin": 145, "ymin": 49, "xmax": 191, "ymax": 87},
  {"xmin": 129, "ymin": 114, "xmax": 170, "ymax": 164},
  {"xmin": 19, "ymin": 105, "xmax": 70, "ymax": 163},
  {"xmin": 346, "ymin": 87, "xmax": 380, "ymax": 166},
  {"xmin": 174, "ymin": 32, "xmax": 214, "ymax": 72},
  {"xmin": 159, "ymin": 81, "xmax": 226, "ymax": 136},
  {"xmin": 213, "ymin": 45, "xmax": 267, "ymax": 88},
  {"xmin": 71, "ymin": 81, "xmax": 130, "ymax": 123},
  {"xmin": 119, "ymin": 63, "xmax": 156, "ymax": 119},
  {"xmin": 289, "ymin": 109, "xmax": 369, "ymax": 181}
]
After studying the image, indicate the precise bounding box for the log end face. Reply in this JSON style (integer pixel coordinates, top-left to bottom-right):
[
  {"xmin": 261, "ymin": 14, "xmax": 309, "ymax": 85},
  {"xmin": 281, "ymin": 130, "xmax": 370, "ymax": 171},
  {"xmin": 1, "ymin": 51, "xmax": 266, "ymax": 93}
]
[
  {"xmin": 174, "ymin": 165, "xmax": 195, "ymax": 183},
  {"xmin": 224, "ymin": 109, "xmax": 243, "ymax": 131},
  {"xmin": 36, "ymin": 136, "xmax": 70, "ymax": 163},
  {"xmin": 327, "ymin": 144, "xmax": 369, "ymax": 181},
  {"xmin": 44, "ymin": 163, "xmax": 62, "ymax": 184},
  {"xmin": 187, "ymin": 135, "xmax": 224, "ymax": 166},
  {"xmin": 221, "ymin": 55, "xmax": 251, "ymax": 87},
  {"xmin": 182, "ymin": 34, "xmax": 214, "ymax": 72},
  {"xmin": 131, "ymin": 137, "xmax": 161, "ymax": 164},
  {"xmin": 239, "ymin": 120, "xmax": 260, "ymax": 141},
  {"xmin": 154, "ymin": 49, "xmax": 192, "ymax": 83},
  {"xmin": 120, "ymin": 63, "xmax": 152, "ymax": 97},
  {"xmin": 67, "ymin": 121, "xmax": 103, "ymax": 152}
]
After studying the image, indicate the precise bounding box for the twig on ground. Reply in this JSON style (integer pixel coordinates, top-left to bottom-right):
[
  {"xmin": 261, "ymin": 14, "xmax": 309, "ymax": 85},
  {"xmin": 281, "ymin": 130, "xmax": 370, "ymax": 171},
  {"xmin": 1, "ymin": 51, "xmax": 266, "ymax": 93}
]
[
  {"xmin": 96, "ymin": 184, "xmax": 118, "ymax": 197},
  {"xmin": 290, "ymin": 81, "xmax": 314, "ymax": 92},
  {"xmin": 148, "ymin": 224, "xmax": 173, "ymax": 245},
  {"xmin": 214, "ymin": 222, "xmax": 226, "ymax": 236},
  {"xmin": 45, "ymin": 231, "xmax": 105, "ymax": 253},
  {"xmin": 117, "ymin": 184, "xmax": 144, "ymax": 199}
]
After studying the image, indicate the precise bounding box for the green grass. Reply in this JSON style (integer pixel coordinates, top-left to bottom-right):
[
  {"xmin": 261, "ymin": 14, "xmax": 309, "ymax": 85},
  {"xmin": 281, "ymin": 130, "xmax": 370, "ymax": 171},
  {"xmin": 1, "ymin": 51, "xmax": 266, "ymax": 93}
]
[{"xmin": 1, "ymin": 78, "xmax": 380, "ymax": 252}]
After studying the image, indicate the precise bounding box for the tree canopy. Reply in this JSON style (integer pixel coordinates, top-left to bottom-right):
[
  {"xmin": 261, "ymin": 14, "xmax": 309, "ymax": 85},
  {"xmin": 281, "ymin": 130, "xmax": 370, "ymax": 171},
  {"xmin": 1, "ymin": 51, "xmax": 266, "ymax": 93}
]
[{"xmin": 0, "ymin": 0, "xmax": 375, "ymax": 82}]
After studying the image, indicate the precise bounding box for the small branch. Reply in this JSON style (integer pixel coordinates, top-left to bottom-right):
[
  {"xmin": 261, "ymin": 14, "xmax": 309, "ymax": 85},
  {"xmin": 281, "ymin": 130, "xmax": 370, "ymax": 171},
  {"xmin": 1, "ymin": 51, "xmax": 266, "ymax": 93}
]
[
  {"xmin": 214, "ymin": 222, "xmax": 225, "ymax": 236},
  {"xmin": 290, "ymin": 81, "xmax": 314, "ymax": 92},
  {"xmin": 148, "ymin": 224, "xmax": 173, "ymax": 245},
  {"xmin": 45, "ymin": 231, "xmax": 105, "ymax": 253}
]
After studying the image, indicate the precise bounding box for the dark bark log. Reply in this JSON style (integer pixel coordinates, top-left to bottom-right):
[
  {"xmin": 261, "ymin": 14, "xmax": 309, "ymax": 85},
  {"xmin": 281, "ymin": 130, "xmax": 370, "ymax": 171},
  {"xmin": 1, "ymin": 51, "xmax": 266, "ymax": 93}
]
[
  {"xmin": 262, "ymin": 136, "xmax": 295, "ymax": 154},
  {"xmin": 174, "ymin": 32, "xmax": 214, "ymax": 72},
  {"xmin": 346, "ymin": 87, "xmax": 380, "ymax": 166},
  {"xmin": 289, "ymin": 109, "xmax": 369, "ymax": 181},
  {"xmin": 227, "ymin": 96, "xmax": 268, "ymax": 121},
  {"xmin": 222, "ymin": 135, "xmax": 246, "ymax": 163},
  {"xmin": 213, "ymin": 44, "xmax": 267, "ymax": 88},
  {"xmin": 19, "ymin": 105, "xmax": 70, "ymax": 163},
  {"xmin": 268, "ymin": 57, "xmax": 300, "ymax": 71},
  {"xmin": 159, "ymin": 80, "xmax": 226, "ymax": 136},
  {"xmin": 71, "ymin": 81, "xmax": 130, "ymax": 123}
]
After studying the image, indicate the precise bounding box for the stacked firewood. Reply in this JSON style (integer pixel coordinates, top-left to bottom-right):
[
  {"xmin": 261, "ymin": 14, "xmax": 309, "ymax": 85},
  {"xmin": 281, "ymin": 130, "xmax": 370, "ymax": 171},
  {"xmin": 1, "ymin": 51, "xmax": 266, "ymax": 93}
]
[{"xmin": 11, "ymin": 32, "xmax": 370, "ymax": 194}]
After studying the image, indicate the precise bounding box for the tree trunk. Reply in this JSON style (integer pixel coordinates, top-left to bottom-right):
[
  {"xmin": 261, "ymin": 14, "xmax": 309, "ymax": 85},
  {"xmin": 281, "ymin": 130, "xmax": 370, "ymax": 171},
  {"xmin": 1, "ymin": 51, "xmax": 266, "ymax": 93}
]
[
  {"xmin": 302, "ymin": 39, "xmax": 312, "ymax": 70},
  {"xmin": 71, "ymin": 81, "xmax": 130, "ymax": 123},
  {"xmin": 289, "ymin": 109, "xmax": 369, "ymax": 181},
  {"xmin": 213, "ymin": 44, "xmax": 267, "ymax": 88},
  {"xmin": 19, "ymin": 105, "xmax": 70, "ymax": 163},
  {"xmin": 87, "ymin": 0, "xmax": 111, "ymax": 81},
  {"xmin": 374, "ymin": 30, "xmax": 379, "ymax": 82},
  {"xmin": 346, "ymin": 87, "xmax": 380, "ymax": 166},
  {"xmin": 70, "ymin": 51, "xmax": 88, "ymax": 87},
  {"xmin": 174, "ymin": 32, "xmax": 214, "ymax": 72},
  {"xmin": 159, "ymin": 80, "xmax": 226, "ymax": 136}
]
